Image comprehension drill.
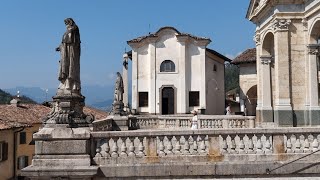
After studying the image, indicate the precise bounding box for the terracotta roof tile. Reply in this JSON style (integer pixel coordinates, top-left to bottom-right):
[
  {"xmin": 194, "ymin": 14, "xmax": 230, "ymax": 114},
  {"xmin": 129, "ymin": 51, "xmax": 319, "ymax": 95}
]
[
  {"xmin": 232, "ymin": 48, "xmax": 256, "ymax": 65},
  {"xmin": 128, "ymin": 26, "xmax": 210, "ymax": 43},
  {"xmin": 0, "ymin": 104, "xmax": 108, "ymax": 129}
]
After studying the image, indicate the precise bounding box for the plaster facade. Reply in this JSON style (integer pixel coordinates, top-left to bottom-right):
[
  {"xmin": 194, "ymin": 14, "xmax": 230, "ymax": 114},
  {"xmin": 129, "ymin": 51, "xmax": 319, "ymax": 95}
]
[
  {"xmin": 127, "ymin": 27, "xmax": 229, "ymax": 115},
  {"xmin": 0, "ymin": 129, "xmax": 14, "ymax": 180},
  {"xmin": 247, "ymin": 0, "xmax": 320, "ymax": 126}
]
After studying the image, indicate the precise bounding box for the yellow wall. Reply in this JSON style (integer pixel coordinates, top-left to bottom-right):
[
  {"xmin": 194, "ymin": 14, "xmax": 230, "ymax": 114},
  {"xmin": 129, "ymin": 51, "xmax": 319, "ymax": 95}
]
[
  {"xmin": 0, "ymin": 129, "xmax": 14, "ymax": 180},
  {"xmin": 16, "ymin": 123, "xmax": 41, "ymax": 177}
]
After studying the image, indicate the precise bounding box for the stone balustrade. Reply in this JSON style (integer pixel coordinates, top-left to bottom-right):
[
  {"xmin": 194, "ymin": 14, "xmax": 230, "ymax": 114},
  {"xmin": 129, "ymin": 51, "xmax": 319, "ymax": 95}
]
[
  {"xmin": 129, "ymin": 115, "xmax": 255, "ymax": 130},
  {"xmin": 91, "ymin": 127, "xmax": 320, "ymax": 168}
]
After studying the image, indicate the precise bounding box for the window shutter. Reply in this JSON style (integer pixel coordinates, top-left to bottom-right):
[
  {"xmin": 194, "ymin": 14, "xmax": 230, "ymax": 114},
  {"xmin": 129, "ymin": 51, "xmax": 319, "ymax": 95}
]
[
  {"xmin": 18, "ymin": 156, "xmax": 29, "ymax": 169},
  {"xmin": 3, "ymin": 142, "xmax": 8, "ymax": 161}
]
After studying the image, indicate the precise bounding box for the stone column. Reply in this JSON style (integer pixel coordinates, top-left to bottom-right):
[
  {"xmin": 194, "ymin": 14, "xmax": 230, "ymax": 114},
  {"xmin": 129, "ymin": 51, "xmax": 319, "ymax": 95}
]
[
  {"xmin": 307, "ymin": 44, "xmax": 320, "ymax": 125},
  {"xmin": 123, "ymin": 53, "xmax": 129, "ymax": 112},
  {"xmin": 177, "ymin": 36, "xmax": 188, "ymax": 114},
  {"xmin": 260, "ymin": 55, "xmax": 273, "ymax": 125},
  {"xmin": 273, "ymin": 19, "xmax": 293, "ymax": 126}
]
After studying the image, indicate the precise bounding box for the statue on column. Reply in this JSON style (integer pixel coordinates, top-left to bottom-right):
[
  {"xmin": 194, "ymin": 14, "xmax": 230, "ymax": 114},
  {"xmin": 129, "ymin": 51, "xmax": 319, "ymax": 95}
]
[
  {"xmin": 43, "ymin": 18, "xmax": 93, "ymax": 127},
  {"xmin": 56, "ymin": 18, "xmax": 81, "ymax": 95}
]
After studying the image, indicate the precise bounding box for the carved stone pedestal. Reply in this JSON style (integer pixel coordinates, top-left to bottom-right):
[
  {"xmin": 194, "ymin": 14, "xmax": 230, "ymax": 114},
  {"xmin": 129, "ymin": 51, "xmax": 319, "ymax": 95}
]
[
  {"xmin": 44, "ymin": 94, "xmax": 93, "ymax": 127},
  {"xmin": 21, "ymin": 125, "xmax": 98, "ymax": 179},
  {"xmin": 112, "ymin": 101, "xmax": 125, "ymax": 115}
]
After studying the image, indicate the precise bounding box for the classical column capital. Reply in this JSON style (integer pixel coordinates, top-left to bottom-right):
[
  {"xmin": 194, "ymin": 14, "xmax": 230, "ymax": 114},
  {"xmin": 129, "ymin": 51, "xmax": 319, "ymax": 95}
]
[
  {"xmin": 273, "ymin": 19, "xmax": 291, "ymax": 32},
  {"xmin": 254, "ymin": 33, "xmax": 261, "ymax": 45},
  {"xmin": 260, "ymin": 55, "xmax": 273, "ymax": 65},
  {"xmin": 307, "ymin": 44, "xmax": 320, "ymax": 55}
]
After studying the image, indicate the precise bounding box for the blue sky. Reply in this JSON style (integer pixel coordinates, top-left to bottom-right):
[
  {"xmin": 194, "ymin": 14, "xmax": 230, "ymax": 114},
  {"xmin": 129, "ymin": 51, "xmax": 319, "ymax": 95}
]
[{"xmin": 0, "ymin": 0, "xmax": 255, "ymax": 89}]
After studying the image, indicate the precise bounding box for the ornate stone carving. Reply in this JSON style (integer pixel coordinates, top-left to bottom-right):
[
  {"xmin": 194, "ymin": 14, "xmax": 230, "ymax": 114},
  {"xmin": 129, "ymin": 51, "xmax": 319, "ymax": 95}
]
[
  {"xmin": 273, "ymin": 19, "xmax": 291, "ymax": 31},
  {"xmin": 254, "ymin": 33, "xmax": 261, "ymax": 45},
  {"xmin": 307, "ymin": 44, "xmax": 320, "ymax": 55},
  {"xmin": 302, "ymin": 18, "xmax": 308, "ymax": 31},
  {"xmin": 260, "ymin": 55, "xmax": 273, "ymax": 65}
]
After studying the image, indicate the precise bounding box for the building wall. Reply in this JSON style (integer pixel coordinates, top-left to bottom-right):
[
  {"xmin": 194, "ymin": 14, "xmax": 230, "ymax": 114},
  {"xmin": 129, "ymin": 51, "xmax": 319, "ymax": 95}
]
[
  {"xmin": 133, "ymin": 29, "xmax": 213, "ymax": 114},
  {"xmin": 16, "ymin": 124, "xmax": 41, "ymax": 176},
  {"xmin": 0, "ymin": 129, "xmax": 14, "ymax": 180},
  {"xmin": 249, "ymin": 0, "xmax": 320, "ymax": 126},
  {"xmin": 205, "ymin": 55, "xmax": 225, "ymax": 115}
]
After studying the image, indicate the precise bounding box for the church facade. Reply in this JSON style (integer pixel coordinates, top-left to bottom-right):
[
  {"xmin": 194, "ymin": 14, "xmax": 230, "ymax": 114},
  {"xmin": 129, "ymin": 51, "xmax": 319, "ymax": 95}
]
[
  {"xmin": 247, "ymin": 0, "xmax": 320, "ymax": 126},
  {"xmin": 127, "ymin": 27, "xmax": 230, "ymax": 115}
]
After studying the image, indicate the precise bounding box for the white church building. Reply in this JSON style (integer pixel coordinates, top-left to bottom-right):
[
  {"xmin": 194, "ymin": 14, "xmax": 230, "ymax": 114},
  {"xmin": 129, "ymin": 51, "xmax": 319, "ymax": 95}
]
[{"xmin": 126, "ymin": 27, "xmax": 230, "ymax": 115}]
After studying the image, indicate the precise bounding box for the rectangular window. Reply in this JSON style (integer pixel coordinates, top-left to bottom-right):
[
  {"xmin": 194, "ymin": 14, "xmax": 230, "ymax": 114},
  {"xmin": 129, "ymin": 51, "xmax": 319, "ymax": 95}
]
[
  {"xmin": 189, "ymin": 91, "xmax": 200, "ymax": 107},
  {"xmin": 19, "ymin": 132, "xmax": 26, "ymax": 144},
  {"xmin": 139, "ymin": 92, "xmax": 148, "ymax": 107},
  {"xmin": 17, "ymin": 156, "xmax": 28, "ymax": 169},
  {"xmin": 0, "ymin": 141, "xmax": 8, "ymax": 162}
]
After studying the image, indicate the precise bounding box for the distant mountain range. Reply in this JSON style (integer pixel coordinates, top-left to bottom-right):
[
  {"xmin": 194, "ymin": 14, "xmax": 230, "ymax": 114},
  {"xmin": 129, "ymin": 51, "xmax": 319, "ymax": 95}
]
[{"xmin": 4, "ymin": 85, "xmax": 120, "ymax": 110}]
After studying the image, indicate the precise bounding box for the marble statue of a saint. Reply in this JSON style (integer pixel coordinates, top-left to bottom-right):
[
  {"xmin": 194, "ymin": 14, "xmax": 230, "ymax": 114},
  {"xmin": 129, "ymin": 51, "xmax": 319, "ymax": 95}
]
[
  {"xmin": 56, "ymin": 18, "xmax": 81, "ymax": 94},
  {"xmin": 114, "ymin": 72, "xmax": 124, "ymax": 102}
]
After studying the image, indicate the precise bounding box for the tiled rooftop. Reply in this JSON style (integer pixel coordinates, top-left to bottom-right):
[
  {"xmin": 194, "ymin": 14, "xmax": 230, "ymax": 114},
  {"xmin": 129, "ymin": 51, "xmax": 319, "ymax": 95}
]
[
  {"xmin": 232, "ymin": 48, "xmax": 256, "ymax": 65},
  {"xmin": 0, "ymin": 103, "xmax": 108, "ymax": 130}
]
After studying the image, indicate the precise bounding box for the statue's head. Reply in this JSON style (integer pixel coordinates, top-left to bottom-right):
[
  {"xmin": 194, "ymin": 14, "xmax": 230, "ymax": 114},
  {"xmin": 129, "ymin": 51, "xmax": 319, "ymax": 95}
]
[
  {"xmin": 117, "ymin": 72, "xmax": 121, "ymax": 77},
  {"xmin": 64, "ymin": 18, "xmax": 75, "ymax": 26}
]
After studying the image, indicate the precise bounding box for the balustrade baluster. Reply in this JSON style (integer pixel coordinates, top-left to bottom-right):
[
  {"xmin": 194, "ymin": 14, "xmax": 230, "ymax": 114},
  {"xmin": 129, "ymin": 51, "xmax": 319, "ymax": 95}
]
[
  {"xmin": 95, "ymin": 139, "xmax": 102, "ymax": 158},
  {"xmin": 229, "ymin": 135, "xmax": 236, "ymax": 154},
  {"xmin": 111, "ymin": 138, "xmax": 119, "ymax": 157},
  {"xmin": 304, "ymin": 139, "xmax": 311, "ymax": 153},
  {"xmin": 221, "ymin": 136, "xmax": 228, "ymax": 154},
  {"xmin": 237, "ymin": 135, "xmax": 245, "ymax": 154},
  {"xmin": 174, "ymin": 136, "xmax": 182, "ymax": 155},
  {"xmin": 128, "ymin": 137, "xmax": 136, "ymax": 157},
  {"xmin": 158, "ymin": 136, "xmax": 166, "ymax": 156},
  {"xmin": 218, "ymin": 120, "xmax": 222, "ymax": 128},
  {"xmin": 137, "ymin": 137, "xmax": 145, "ymax": 157},
  {"xmin": 192, "ymin": 136, "xmax": 198, "ymax": 155},
  {"xmin": 241, "ymin": 120, "xmax": 246, "ymax": 128},
  {"xmin": 183, "ymin": 135, "xmax": 191, "ymax": 155},
  {"xmin": 247, "ymin": 136, "xmax": 254, "ymax": 154},
  {"xmin": 166, "ymin": 136, "xmax": 174, "ymax": 155},
  {"xmin": 312, "ymin": 135, "xmax": 319, "ymax": 152},
  {"xmin": 199, "ymin": 135, "xmax": 206, "ymax": 154},
  {"xmin": 120, "ymin": 137, "xmax": 128, "ymax": 157},
  {"xmin": 294, "ymin": 138, "xmax": 302, "ymax": 153},
  {"xmin": 264, "ymin": 135, "xmax": 272, "ymax": 154},
  {"xmin": 101, "ymin": 138, "xmax": 111, "ymax": 157},
  {"xmin": 255, "ymin": 135, "xmax": 263, "ymax": 154},
  {"xmin": 286, "ymin": 138, "xmax": 293, "ymax": 153}
]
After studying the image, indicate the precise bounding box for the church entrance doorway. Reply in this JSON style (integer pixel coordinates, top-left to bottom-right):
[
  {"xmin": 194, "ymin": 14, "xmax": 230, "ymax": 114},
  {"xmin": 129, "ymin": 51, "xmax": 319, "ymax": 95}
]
[{"xmin": 161, "ymin": 87, "xmax": 174, "ymax": 114}]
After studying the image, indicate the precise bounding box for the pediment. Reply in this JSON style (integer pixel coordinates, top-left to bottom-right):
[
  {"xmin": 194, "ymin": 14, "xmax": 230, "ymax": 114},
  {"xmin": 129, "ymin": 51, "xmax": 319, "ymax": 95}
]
[{"xmin": 246, "ymin": 0, "xmax": 269, "ymax": 20}]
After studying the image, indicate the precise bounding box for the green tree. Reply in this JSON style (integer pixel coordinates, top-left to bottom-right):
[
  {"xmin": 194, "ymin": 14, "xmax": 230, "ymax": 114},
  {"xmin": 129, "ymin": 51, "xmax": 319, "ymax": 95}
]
[{"xmin": 225, "ymin": 62, "xmax": 239, "ymax": 93}]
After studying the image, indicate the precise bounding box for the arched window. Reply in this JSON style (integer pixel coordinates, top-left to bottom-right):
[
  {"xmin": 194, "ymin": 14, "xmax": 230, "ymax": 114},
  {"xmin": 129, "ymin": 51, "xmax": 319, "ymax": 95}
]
[{"xmin": 160, "ymin": 60, "xmax": 175, "ymax": 72}]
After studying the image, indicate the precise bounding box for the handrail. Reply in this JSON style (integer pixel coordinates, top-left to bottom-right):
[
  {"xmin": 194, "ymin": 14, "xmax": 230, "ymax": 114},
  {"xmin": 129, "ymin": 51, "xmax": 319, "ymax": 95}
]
[{"xmin": 266, "ymin": 148, "xmax": 320, "ymax": 174}]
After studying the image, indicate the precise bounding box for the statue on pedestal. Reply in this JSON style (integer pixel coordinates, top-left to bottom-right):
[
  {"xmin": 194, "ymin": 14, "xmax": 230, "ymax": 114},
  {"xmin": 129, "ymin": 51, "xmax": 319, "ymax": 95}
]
[
  {"xmin": 43, "ymin": 18, "xmax": 93, "ymax": 127},
  {"xmin": 56, "ymin": 18, "xmax": 81, "ymax": 95},
  {"xmin": 111, "ymin": 72, "xmax": 125, "ymax": 115}
]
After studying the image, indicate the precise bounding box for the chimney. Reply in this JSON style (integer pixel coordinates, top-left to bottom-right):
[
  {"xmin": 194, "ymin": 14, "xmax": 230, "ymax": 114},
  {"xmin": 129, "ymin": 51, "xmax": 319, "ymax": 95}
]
[{"xmin": 10, "ymin": 91, "xmax": 21, "ymax": 107}]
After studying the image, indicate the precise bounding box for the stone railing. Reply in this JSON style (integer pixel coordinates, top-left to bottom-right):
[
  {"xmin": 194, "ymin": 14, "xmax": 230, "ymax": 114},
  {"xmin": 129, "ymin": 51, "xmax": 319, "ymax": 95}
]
[
  {"xmin": 91, "ymin": 127, "xmax": 320, "ymax": 167},
  {"xmin": 129, "ymin": 115, "xmax": 255, "ymax": 129}
]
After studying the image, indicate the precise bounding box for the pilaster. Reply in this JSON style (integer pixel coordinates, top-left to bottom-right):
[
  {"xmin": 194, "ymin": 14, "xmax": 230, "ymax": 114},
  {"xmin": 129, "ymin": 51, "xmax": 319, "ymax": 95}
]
[
  {"xmin": 259, "ymin": 55, "xmax": 274, "ymax": 125},
  {"xmin": 148, "ymin": 38, "xmax": 157, "ymax": 114},
  {"xmin": 273, "ymin": 19, "xmax": 293, "ymax": 126},
  {"xmin": 306, "ymin": 44, "xmax": 320, "ymax": 125},
  {"xmin": 131, "ymin": 49, "xmax": 138, "ymax": 112},
  {"xmin": 122, "ymin": 53, "xmax": 129, "ymax": 111},
  {"xmin": 177, "ymin": 36, "xmax": 188, "ymax": 114}
]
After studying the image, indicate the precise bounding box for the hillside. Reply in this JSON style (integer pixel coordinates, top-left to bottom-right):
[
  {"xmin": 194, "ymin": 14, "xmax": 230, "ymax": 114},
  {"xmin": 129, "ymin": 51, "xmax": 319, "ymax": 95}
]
[{"xmin": 0, "ymin": 89, "xmax": 37, "ymax": 104}]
